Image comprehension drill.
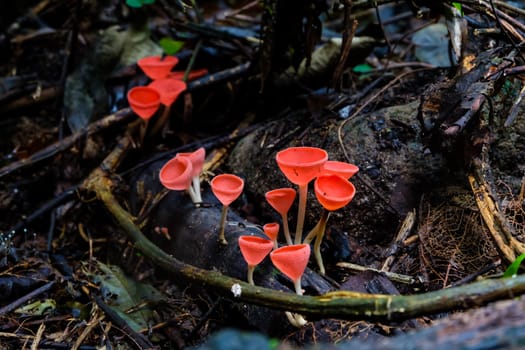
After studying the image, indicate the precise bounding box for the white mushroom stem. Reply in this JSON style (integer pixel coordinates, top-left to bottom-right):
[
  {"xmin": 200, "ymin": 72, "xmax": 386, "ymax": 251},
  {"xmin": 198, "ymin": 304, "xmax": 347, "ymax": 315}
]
[
  {"xmin": 218, "ymin": 205, "xmax": 229, "ymax": 245},
  {"xmin": 303, "ymin": 210, "xmax": 331, "ymax": 275},
  {"xmin": 285, "ymin": 311, "xmax": 307, "ymax": 327},
  {"xmin": 281, "ymin": 212, "xmax": 293, "ymax": 245},
  {"xmin": 284, "ymin": 277, "xmax": 308, "ymax": 327},
  {"xmin": 294, "ymin": 184, "xmax": 308, "ymax": 244},
  {"xmin": 247, "ymin": 265, "xmax": 255, "ymax": 285},
  {"xmin": 187, "ymin": 184, "xmax": 200, "ymax": 204},
  {"xmin": 191, "ymin": 175, "xmax": 202, "ymax": 203}
]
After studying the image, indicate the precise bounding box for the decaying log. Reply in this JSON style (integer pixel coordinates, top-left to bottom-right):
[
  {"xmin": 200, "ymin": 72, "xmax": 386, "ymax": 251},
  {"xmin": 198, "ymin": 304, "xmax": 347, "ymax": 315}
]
[{"xmin": 339, "ymin": 295, "xmax": 525, "ymax": 350}]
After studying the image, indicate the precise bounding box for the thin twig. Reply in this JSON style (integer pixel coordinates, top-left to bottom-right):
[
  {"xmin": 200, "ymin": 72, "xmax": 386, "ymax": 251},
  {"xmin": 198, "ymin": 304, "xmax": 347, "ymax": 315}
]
[
  {"xmin": 0, "ymin": 109, "xmax": 134, "ymax": 179},
  {"xmin": 0, "ymin": 281, "xmax": 55, "ymax": 315}
]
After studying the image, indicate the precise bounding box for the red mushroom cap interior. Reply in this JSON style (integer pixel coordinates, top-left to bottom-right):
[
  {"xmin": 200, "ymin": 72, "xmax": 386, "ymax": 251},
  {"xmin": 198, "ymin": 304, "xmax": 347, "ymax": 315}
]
[
  {"xmin": 127, "ymin": 86, "xmax": 161, "ymax": 120},
  {"xmin": 177, "ymin": 147, "xmax": 205, "ymax": 178},
  {"xmin": 210, "ymin": 174, "xmax": 244, "ymax": 206},
  {"xmin": 321, "ymin": 161, "xmax": 359, "ymax": 180},
  {"xmin": 263, "ymin": 223, "xmax": 280, "ymax": 241},
  {"xmin": 238, "ymin": 236, "xmax": 274, "ymax": 266},
  {"xmin": 137, "ymin": 55, "xmax": 179, "ymax": 80},
  {"xmin": 314, "ymin": 174, "xmax": 356, "ymax": 211},
  {"xmin": 159, "ymin": 156, "xmax": 193, "ymax": 191},
  {"xmin": 148, "ymin": 78, "xmax": 187, "ymax": 106},
  {"xmin": 270, "ymin": 244, "xmax": 311, "ymax": 282},
  {"xmin": 265, "ymin": 188, "xmax": 296, "ymax": 216},
  {"xmin": 275, "ymin": 147, "xmax": 328, "ymax": 186}
]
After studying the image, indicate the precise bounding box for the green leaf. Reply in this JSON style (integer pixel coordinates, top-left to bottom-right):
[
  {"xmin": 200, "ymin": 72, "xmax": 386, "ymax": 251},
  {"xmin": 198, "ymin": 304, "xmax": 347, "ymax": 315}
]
[
  {"xmin": 353, "ymin": 63, "xmax": 374, "ymax": 74},
  {"xmin": 126, "ymin": 0, "xmax": 143, "ymax": 8},
  {"xmin": 504, "ymin": 253, "xmax": 525, "ymax": 278},
  {"xmin": 159, "ymin": 38, "xmax": 184, "ymax": 55},
  {"xmin": 126, "ymin": 0, "xmax": 155, "ymax": 7},
  {"xmin": 86, "ymin": 261, "xmax": 165, "ymax": 332},
  {"xmin": 452, "ymin": 2, "xmax": 463, "ymax": 15},
  {"xmin": 15, "ymin": 299, "xmax": 56, "ymax": 316}
]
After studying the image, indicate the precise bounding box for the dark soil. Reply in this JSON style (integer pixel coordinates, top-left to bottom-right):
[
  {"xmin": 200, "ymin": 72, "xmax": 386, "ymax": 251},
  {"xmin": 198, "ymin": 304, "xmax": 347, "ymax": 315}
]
[{"xmin": 1, "ymin": 1, "xmax": 525, "ymax": 349}]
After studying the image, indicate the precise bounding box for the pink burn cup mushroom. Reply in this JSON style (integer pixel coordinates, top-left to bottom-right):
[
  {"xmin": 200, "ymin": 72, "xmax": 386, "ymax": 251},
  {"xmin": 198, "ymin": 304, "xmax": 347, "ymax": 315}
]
[
  {"xmin": 275, "ymin": 147, "xmax": 328, "ymax": 244},
  {"xmin": 210, "ymin": 174, "xmax": 244, "ymax": 245},
  {"xmin": 127, "ymin": 86, "xmax": 161, "ymax": 142},
  {"xmin": 305, "ymin": 160, "xmax": 359, "ymax": 242},
  {"xmin": 321, "ymin": 161, "xmax": 359, "ymax": 179},
  {"xmin": 238, "ymin": 235, "xmax": 274, "ymax": 285},
  {"xmin": 270, "ymin": 244, "xmax": 311, "ymax": 327},
  {"xmin": 263, "ymin": 222, "xmax": 280, "ymax": 249},
  {"xmin": 265, "ymin": 188, "xmax": 296, "ymax": 245},
  {"xmin": 177, "ymin": 147, "xmax": 205, "ymax": 204},
  {"xmin": 303, "ymin": 174, "xmax": 356, "ymax": 275},
  {"xmin": 137, "ymin": 55, "xmax": 179, "ymax": 80},
  {"xmin": 148, "ymin": 78, "xmax": 187, "ymax": 137},
  {"xmin": 159, "ymin": 155, "xmax": 193, "ymax": 192}
]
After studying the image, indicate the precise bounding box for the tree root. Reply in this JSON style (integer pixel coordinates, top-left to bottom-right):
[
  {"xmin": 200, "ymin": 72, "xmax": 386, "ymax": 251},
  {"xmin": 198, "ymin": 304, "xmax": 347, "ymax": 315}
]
[{"xmin": 469, "ymin": 157, "xmax": 525, "ymax": 263}]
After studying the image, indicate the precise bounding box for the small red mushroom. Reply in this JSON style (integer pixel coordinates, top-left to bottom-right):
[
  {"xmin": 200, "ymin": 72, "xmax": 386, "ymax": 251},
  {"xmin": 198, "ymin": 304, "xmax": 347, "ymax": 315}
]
[
  {"xmin": 303, "ymin": 174, "xmax": 356, "ymax": 275},
  {"xmin": 177, "ymin": 147, "xmax": 205, "ymax": 204},
  {"xmin": 127, "ymin": 86, "xmax": 161, "ymax": 143},
  {"xmin": 270, "ymin": 244, "xmax": 311, "ymax": 326},
  {"xmin": 276, "ymin": 147, "xmax": 327, "ymax": 244},
  {"xmin": 159, "ymin": 156, "xmax": 193, "ymax": 191},
  {"xmin": 127, "ymin": 86, "xmax": 161, "ymax": 120},
  {"xmin": 238, "ymin": 235, "xmax": 274, "ymax": 285},
  {"xmin": 321, "ymin": 160, "xmax": 359, "ymax": 179},
  {"xmin": 265, "ymin": 188, "xmax": 296, "ymax": 245},
  {"xmin": 137, "ymin": 55, "xmax": 179, "ymax": 80},
  {"xmin": 210, "ymin": 174, "xmax": 244, "ymax": 245},
  {"xmin": 148, "ymin": 78, "xmax": 187, "ymax": 107},
  {"xmin": 262, "ymin": 222, "xmax": 280, "ymax": 249},
  {"xmin": 147, "ymin": 78, "xmax": 187, "ymax": 137},
  {"xmin": 275, "ymin": 147, "xmax": 328, "ymax": 244}
]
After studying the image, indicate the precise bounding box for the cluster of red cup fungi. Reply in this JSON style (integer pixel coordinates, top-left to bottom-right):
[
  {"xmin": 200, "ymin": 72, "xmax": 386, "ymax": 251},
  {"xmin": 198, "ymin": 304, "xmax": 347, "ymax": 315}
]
[
  {"xmin": 158, "ymin": 143, "xmax": 357, "ymax": 327},
  {"xmin": 127, "ymin": 56, "xmax": 208, "ymax": 139}
]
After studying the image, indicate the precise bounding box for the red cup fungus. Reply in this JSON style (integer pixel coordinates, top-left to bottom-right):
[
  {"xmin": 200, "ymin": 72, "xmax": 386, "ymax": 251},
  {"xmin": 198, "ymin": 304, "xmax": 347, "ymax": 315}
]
[
  {"xmin": 263, "ymin": 222, "xmax": 280, "ymax": 249},
  {"xmin": 265, "ymin": 188, "xmax": 296, "ymax": 245},
  {"xmin": 178, "ymin": 147, "xmax": 205, "ymax": 204},
  {"xmin": 270, "ymin": 244, "xmax": 310, "ymax": 288},
  {"xmin": 321, "ymin": 160, "xmax": 359, "ymax": 180},
  {"xmin": 211, "ymin": 174, "xmax": 244, "ymax": 245},
  {"xmin": 159, "ymin": 156, "xmax": 193, "ymax": 191},
  {"xmin": 276, "ymin": 147, "xmax": 327, "ymax": 244},
  {"xmin": 238, "ymin": 235, "xmax": 274, "ymax": 285},
  {"xmin": 303, "ymin": 174, "xmax": 356, "ymax": 275},
  {"xmin": 137, "ymin": 55, "xmax": 179, "ymax": 80},
  {"xmin": 127, "ymin": 86, "xmax": 161, "ymax": 120},
  {"xmin": 148, "ymin": 78, "xmax": 187, "ymax": 107},
  {"xmin": 314, "ymin": 174, "xmax": 356, "ymax": 211},
  {"xmin": 276, "ymin": 147, "xmax": 328, "ymax": 186},
  {"xmin": 270, "ymin": 243, "xmax": 310, "ymax": 327}
]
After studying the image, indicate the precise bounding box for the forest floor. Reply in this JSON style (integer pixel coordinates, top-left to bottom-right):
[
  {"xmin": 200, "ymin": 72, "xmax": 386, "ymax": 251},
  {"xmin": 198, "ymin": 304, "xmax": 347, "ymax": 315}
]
[{"xmin": 1, "ymin": 0, "xmax": 525, "ymax": 349}]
